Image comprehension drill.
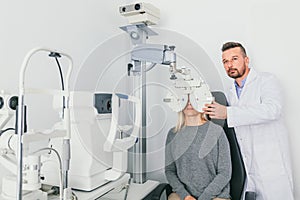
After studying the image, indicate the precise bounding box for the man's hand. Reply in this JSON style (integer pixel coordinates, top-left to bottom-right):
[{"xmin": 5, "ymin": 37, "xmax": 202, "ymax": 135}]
[
  {"xmin": 203, "ymin": 101, "xmax": 227, "ymax": 119},
  {"xmin": 184, "ymin": 195, "xmax": 196, "ymax": 200}
]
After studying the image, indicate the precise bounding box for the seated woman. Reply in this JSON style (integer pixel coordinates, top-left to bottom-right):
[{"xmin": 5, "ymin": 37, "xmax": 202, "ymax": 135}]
[{"xmin": 165, "ymin": 97, "xmax": 232, "ymax": 200}]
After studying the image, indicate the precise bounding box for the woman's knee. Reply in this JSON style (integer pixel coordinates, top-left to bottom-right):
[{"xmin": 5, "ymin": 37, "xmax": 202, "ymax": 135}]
[{"xmin": 168, "ymin": 192, "xmax": 181, "ymax": 200}]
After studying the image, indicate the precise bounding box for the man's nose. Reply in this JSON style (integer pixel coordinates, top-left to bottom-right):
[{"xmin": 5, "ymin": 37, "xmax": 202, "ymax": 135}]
[{"xmin": 227, "ymin": 60, "xmax": 233, "ymax": 67}]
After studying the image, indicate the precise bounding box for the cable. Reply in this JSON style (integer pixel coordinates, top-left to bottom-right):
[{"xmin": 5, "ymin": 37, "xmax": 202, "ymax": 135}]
[
  {"xmin": 0, "ymin": 127, "xmax": 15, "ymax": 136},
  {"xmin": 49, "ymin": 52, "xmax": 65, "ymax": 119},
  {"xmin": 123, "ymin": 178, "xmax": 131, "ymax": 200},
  {"xmin": 31, "ymin": 147, "xmax": 63, "ymax": 200},
  {"xmin": 54, "ymin": 57, "xmax": 65, "ymax": 91}
]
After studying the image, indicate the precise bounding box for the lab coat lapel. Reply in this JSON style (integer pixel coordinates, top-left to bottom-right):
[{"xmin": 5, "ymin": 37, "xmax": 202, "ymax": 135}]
[
  {"xmin": 229, "ymin": 84, "xmax": 238, "ymax": 105},
  {"xmin": 238, "ymin": 68, "xmax": 258, "ymax": 102},
  {"xmin": 229, "ymin": 68, "xmax": 258, "ymax": 105}
]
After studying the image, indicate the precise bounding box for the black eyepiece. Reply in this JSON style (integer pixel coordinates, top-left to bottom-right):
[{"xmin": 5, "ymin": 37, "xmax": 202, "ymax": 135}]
[
  {"xmin": 106, "ymin": 99, "xmax": 112, "ymax": 112},
  {"xmin": 134, "ymin": 3, "xmax": 141, "ymax": 10},
  {"xmin": 0, "ymin": 97, "xmax": 4, "ymax": 109},
  {"xmin": 122, "ymin": 7, "xmax": 126, "ymax": 12},
  {"xmin": 8, "ymin": 96, "xmax": 18, "ymax": 110}
]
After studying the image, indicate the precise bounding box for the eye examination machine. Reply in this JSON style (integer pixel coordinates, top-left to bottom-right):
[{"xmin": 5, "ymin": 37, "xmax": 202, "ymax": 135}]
[{"xmin": 0, "ymin": 2, "xmax": 216, "ymax": 200}]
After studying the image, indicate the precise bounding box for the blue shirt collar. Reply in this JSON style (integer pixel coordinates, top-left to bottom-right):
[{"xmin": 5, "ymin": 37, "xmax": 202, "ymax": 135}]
[
  {"xmin": 234, "ymin": 77, "xmax": 247, "ymax": 88},
  {"xmin": 234, "ymin": 77, "xmax": 247, "ymax": 98}
]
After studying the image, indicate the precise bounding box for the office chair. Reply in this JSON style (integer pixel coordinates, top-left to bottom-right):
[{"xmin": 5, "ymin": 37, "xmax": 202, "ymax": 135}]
[{"xmin": 210, "ymin": 91, "xmax": 246, "ymax": 200}]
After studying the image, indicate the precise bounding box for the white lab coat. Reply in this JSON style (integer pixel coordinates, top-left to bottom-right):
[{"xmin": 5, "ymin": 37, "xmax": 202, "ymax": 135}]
[{"xmin": 226, "ymin": 68, "xmax": 294, "ymax": 200}]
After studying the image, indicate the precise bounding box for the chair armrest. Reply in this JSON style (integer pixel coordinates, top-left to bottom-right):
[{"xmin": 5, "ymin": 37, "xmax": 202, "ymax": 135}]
[{"xmin": 143, "ymin": 183, "xmax": 172, "ymax": 200}]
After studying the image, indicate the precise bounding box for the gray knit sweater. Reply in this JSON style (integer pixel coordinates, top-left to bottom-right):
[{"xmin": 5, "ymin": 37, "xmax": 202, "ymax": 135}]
[{"xmin": 165, "ymin": 121, "xmax": 232, "ymax": 200}]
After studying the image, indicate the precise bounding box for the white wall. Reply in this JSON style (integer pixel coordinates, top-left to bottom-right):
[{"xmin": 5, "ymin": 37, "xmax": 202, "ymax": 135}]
[{"xmin": 0, "ymin": 0, "xmax": 299, "ymax": 198}]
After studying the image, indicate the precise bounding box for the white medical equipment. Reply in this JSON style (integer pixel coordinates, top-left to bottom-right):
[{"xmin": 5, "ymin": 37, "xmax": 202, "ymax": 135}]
[
  {"xmin": 0, "ymin": 92, "xmax": 18, "ymax": 131},
  {"xmin": 0, "ymin": 47, "xmax": 73, "ymax": 200},
  {"xmin": 119, "ymin": 2, "xmax": 213, "ymax": 114},
  {"xmin": 119, "ymin": 2, "xmax": 160, "ymax": 25},
  {"xmin": 163, "ymin": 72, "xmax": 214, "ymax": 112},
  {"xmin": 128, "ymin": 43, "xmax": 214, "ymax": 112},
  {"xmin": 0, "ymin": 2, "xmax": 216, "ymax": 200},
  {"xmin": 42, "ymin": 91, "xmax": 140, "ymax": 199},
  {"xmin": 0, "ymin": 46, "xmax": 142, "ymax": 200},
  {"xmin": 117, "ymin": 2, "xmax": 214, "ymax": 199}
]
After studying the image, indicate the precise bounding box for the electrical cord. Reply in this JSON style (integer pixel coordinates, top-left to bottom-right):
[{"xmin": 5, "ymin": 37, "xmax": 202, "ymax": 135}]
[
  {"xmin": 31, "ymin": 147, "xmax": 63, "ymax": 200},
  {"xmin": 0, "ymin": 127, "xmax": 15, "ymax": 136},
  {"xmin": 54, "ymin": 57, "xmax": 65, "ymax": 92},
  {"xmin": 49, "ymin": 52, "xmax": 65, "ymax": 118}
]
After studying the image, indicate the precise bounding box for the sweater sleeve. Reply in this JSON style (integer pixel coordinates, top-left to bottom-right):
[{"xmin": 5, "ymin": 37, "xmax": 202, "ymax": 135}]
[
  {"xmin": 198, "ymin": 131, "xmax": 232, "ymax": 200},
  {"xmin": 165, "ymin": 129, "xmax": 190, "ymax": 199}
]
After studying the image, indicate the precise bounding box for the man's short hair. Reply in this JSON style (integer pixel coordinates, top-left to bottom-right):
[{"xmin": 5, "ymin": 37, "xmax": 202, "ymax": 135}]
[{"xmin": 222, "ymin": 42, "xmax": 247, "ymax": 56}]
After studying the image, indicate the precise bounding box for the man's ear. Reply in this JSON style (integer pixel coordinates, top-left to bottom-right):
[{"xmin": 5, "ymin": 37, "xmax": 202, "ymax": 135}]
[{"xmin": 245, "ymin": 56, "xmax": 250, "ymax": 67}]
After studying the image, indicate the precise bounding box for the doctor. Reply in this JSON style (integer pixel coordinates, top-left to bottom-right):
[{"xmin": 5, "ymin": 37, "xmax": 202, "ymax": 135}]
[{"xmin": 203, "ymin": 42, "xmax": 294, "ymax": 200}]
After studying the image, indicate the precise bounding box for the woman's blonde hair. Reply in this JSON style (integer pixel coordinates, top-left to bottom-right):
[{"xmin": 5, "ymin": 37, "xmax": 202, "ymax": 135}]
[{"xmin": 174, "ymin": 111, "xmax": 208, "ymax": 133}]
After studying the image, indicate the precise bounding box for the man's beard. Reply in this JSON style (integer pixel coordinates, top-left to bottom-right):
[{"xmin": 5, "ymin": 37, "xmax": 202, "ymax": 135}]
[{"xmin": 227, "ymin": 66, "xmax": 246, "ymax": 79}]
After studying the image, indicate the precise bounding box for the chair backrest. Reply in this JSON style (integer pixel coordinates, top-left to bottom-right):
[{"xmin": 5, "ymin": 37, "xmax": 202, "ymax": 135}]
[{"xmin": 211, "ymin": 91, "xmax": 246, "ymax": 200}]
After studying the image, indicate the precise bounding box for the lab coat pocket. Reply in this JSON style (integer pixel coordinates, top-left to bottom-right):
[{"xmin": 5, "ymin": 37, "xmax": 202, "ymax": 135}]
[{"xmin": 255, "ymin": 141, "xmax": 286, "ymax": 178}]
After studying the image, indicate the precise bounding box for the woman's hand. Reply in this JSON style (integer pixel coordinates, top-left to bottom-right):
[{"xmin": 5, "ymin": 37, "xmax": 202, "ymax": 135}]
[{"xmin": 184, "ymin": 195, "xmax": 196, "ymax": 200}]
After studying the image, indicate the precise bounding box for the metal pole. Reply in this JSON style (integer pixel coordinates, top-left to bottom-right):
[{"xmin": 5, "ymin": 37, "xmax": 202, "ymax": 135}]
[
  {"xmin": 132, "ymin": 63, "xmax": 147, "ymax": 183},
  {"xmin": 132, "ymin": 28, "xmax": 147, "ymax": 184},
  {"xmin": 16, "ymin": 96, "xmax": 24, "ymax": 200}
]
